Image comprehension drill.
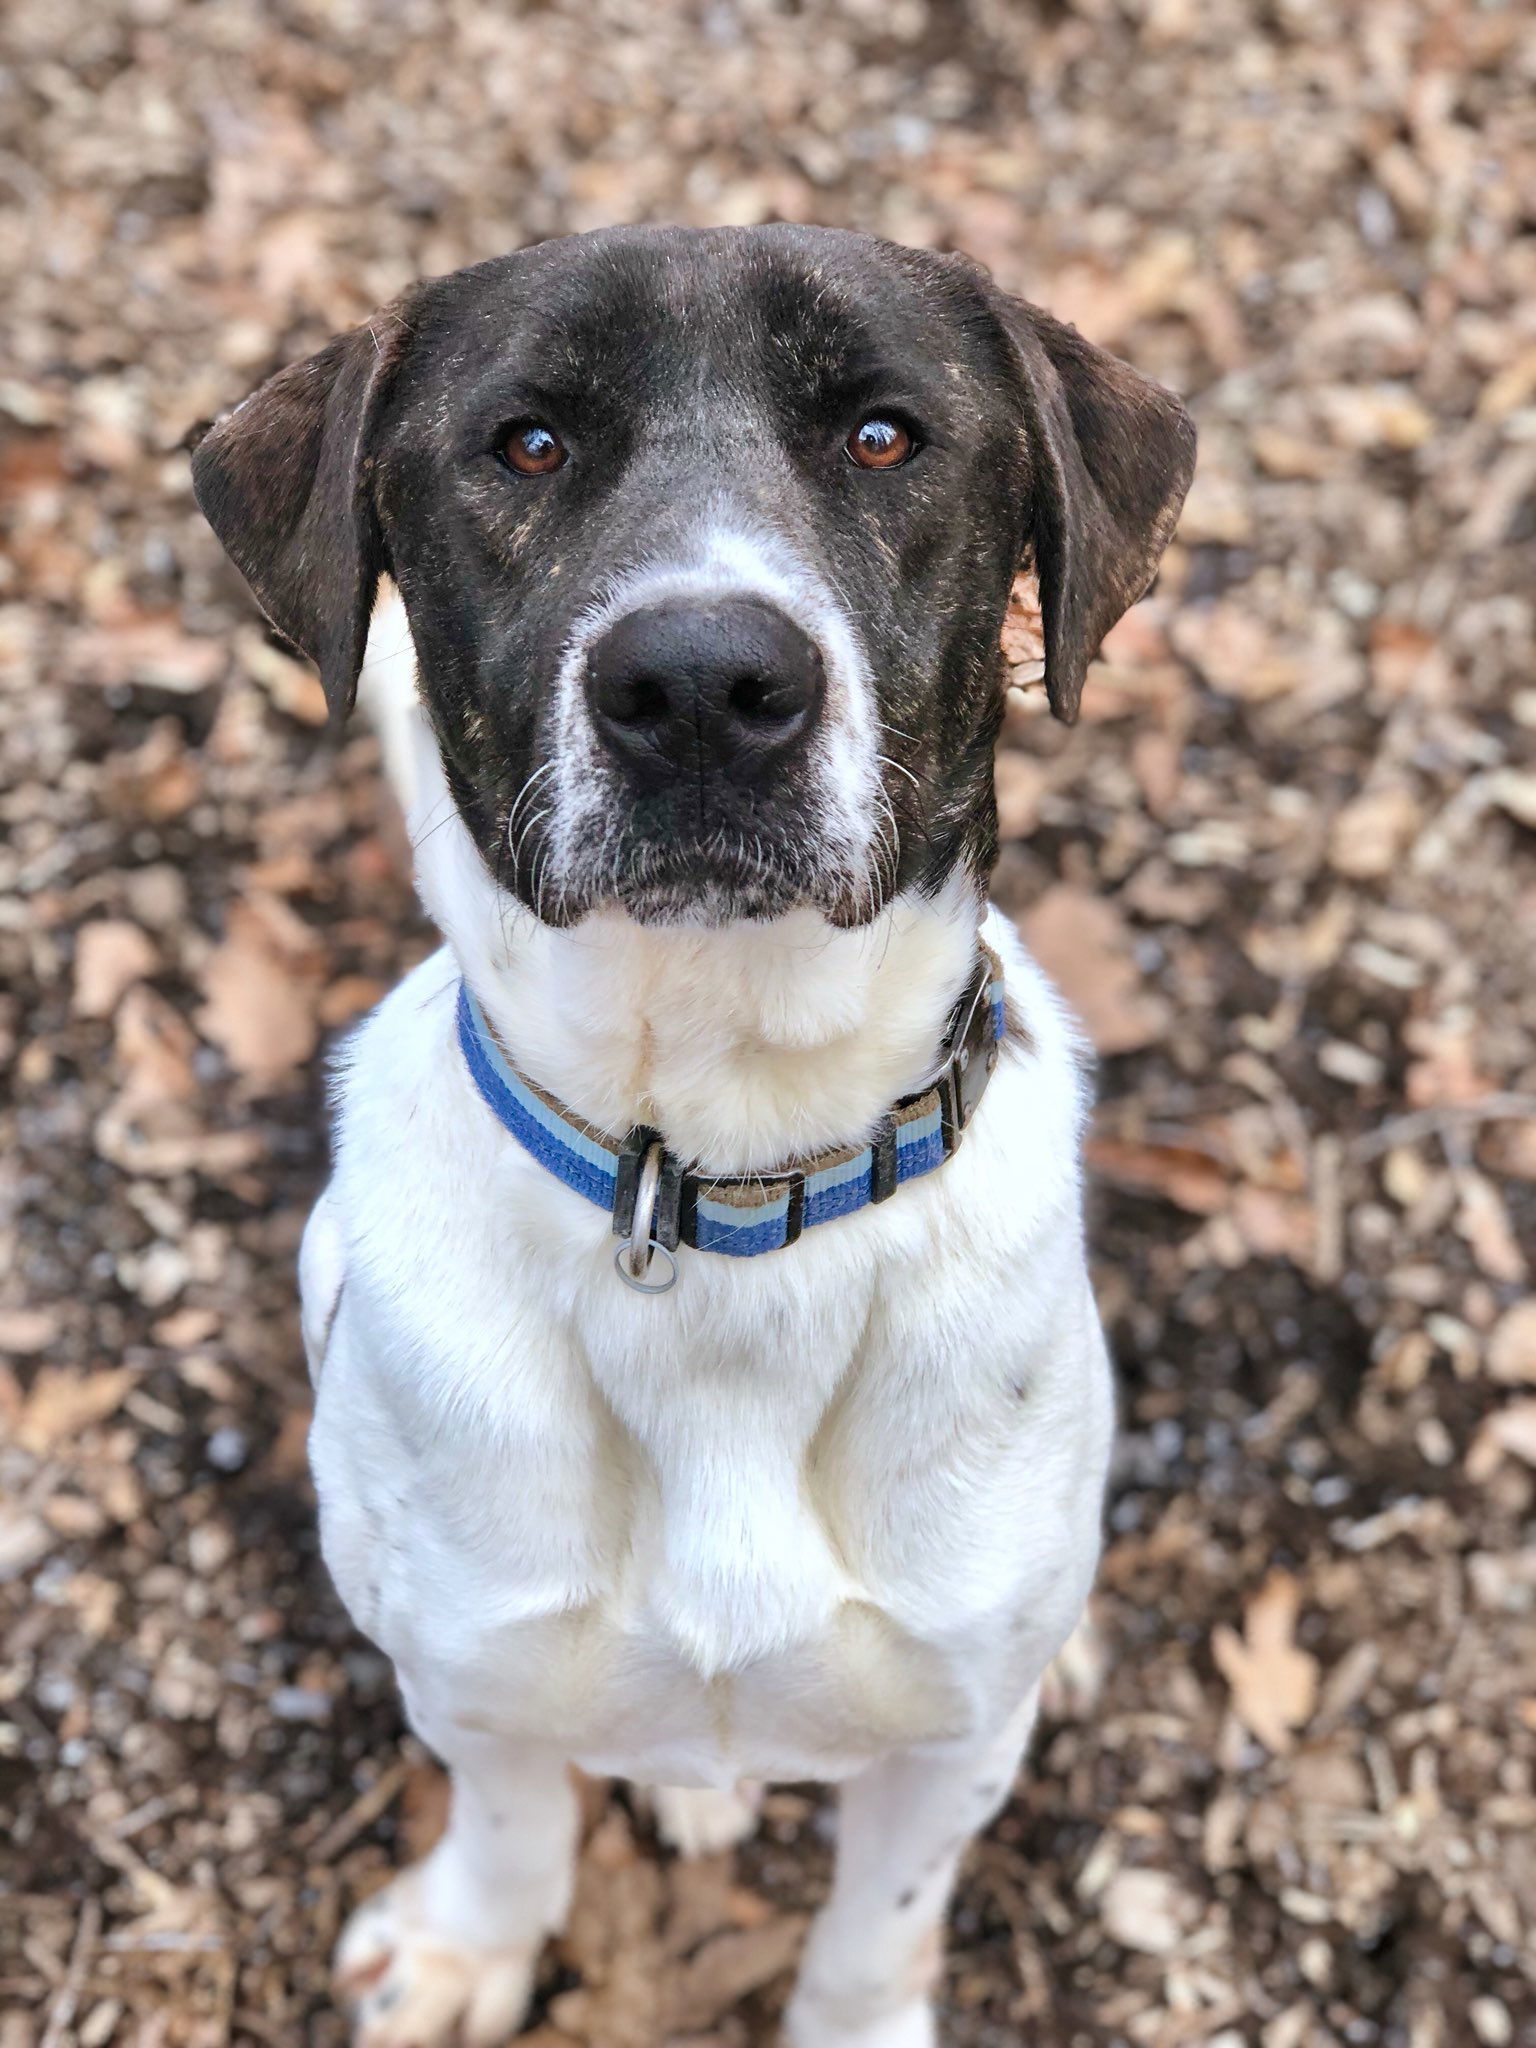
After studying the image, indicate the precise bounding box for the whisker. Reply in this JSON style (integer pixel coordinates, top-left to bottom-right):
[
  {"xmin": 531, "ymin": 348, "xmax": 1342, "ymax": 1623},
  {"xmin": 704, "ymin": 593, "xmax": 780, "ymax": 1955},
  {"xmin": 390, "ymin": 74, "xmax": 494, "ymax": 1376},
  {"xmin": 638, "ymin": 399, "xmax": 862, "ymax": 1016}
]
[
  {"xmin": 877, "ymin": 752, "xmax": 921, "ymax": 792},
  {"xmin": 505, "ymin": 757, "xmax": 559, "ymax": 844}
]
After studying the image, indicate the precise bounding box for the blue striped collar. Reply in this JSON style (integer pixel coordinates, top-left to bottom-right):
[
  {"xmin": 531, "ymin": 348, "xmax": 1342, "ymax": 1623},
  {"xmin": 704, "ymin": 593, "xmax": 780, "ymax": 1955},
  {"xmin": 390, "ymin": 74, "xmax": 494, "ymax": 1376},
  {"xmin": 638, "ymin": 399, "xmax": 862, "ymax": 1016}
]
[{"xmin": 456, "ymin": 945, "xmax": 1006, "ymax": 1265}]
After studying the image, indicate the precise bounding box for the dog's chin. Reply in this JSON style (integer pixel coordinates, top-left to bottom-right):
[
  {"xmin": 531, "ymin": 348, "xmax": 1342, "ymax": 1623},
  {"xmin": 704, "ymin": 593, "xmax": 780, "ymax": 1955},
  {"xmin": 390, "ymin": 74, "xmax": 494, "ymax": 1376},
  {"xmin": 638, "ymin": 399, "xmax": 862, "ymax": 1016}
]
[
  {"xmin": 614, "ymin": 852, "xmax": 829, "ymax": 929},
  {"xmin": 537, "ymin": 840, "xmax": 884, "ymax": 931}
]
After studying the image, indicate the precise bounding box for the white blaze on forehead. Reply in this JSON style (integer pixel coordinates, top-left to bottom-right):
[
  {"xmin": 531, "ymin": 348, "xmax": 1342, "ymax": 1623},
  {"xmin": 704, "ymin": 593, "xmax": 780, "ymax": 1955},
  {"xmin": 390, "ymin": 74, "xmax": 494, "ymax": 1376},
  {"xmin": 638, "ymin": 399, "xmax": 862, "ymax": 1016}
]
[{"xmin": 545, "ymin": 518, "xmax": 881, "ymax": 893}]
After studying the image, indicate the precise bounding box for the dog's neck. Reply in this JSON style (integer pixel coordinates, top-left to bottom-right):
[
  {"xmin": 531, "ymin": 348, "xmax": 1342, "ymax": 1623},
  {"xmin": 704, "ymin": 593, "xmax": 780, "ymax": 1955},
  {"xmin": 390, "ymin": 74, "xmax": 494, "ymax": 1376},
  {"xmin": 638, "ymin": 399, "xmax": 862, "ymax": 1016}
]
[
  {"xmin": 417, "ymin": 788, "xmax": 979, "ymax": 1177},
  {"xmin": 380, "ymin": 614, "xmax": 979, "ymax": 1177}
]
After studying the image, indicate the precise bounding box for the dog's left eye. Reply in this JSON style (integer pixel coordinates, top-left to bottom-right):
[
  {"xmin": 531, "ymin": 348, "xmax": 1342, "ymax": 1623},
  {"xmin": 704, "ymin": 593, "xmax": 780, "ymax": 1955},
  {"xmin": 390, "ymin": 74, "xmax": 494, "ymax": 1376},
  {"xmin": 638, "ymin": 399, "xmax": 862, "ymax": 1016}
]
[
  {"xmin": 847, "ymin": 416, "xmax": 916, "ymax": 470},
  {"xmin": 501, "ymin": 422, "xmax": 568, "ymax": 476}
]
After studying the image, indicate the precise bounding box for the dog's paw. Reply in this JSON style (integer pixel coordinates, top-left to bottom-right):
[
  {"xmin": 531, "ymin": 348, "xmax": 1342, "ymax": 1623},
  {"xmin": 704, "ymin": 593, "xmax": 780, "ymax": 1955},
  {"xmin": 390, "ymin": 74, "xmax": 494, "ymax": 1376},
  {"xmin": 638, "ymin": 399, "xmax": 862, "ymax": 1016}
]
[
  {"xmin": 335, "ymin": 1870, "xmax": 538, "ymax": 2048},
  {"xmin": 782, "ymin": 1995, "xmax": 936, "ymax": 2048},
  {"xmin": 651, "ymin": 1782, "xmax": 762, "ymax": 1857}
]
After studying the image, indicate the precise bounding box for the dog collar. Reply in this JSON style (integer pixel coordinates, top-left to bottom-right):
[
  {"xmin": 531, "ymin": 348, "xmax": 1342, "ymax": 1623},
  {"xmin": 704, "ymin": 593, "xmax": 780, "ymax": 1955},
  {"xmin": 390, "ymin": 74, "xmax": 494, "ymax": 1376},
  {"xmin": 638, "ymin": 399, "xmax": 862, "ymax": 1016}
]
[{"xmin": 455, "ymin": 943, "xmax": 1005, "ymax": 1288}]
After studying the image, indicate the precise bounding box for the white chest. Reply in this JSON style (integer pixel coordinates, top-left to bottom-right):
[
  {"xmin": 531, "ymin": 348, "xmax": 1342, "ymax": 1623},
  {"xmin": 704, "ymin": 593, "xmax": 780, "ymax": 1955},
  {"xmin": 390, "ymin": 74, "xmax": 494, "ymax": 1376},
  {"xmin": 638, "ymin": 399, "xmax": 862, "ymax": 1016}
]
[{"xmin": 310, "ymin": 1189, "xmax": 1108, "ymax": 1786}]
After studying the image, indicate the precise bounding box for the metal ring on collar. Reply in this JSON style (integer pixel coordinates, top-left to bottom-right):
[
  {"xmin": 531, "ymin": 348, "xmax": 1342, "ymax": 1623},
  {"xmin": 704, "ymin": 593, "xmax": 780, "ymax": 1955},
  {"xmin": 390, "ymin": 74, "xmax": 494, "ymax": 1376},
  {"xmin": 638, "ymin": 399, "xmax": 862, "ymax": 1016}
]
[
  {"xmin": 614, "ymin": 1237, "xmax": 678, "ymax": 1294},
  {"xmin": 616, "ymin": 1140, "xmax": 677, "ymax": 1292}
]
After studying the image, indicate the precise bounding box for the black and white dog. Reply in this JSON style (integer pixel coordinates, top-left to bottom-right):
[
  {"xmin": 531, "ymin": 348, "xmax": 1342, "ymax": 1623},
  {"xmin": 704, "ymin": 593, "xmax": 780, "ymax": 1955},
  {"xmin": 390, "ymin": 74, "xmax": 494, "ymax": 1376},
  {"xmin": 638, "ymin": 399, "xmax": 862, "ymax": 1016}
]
[{"xmin": 194, "ymin": 225, "xmax": 1194, "ymax": 2048}]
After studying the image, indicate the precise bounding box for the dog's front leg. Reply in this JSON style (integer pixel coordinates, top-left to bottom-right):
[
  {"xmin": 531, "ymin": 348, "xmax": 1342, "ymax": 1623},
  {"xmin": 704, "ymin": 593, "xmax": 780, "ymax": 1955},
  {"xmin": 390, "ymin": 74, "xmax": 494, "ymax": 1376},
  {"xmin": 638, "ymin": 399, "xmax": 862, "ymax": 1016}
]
[
  {"xmin": 785, "ymin": 1690, "xmax": 1039, "ymax": 2048},
  {"xmin": 335, "ymin": 1730, "xmax": 578, "ymax": 2048}
]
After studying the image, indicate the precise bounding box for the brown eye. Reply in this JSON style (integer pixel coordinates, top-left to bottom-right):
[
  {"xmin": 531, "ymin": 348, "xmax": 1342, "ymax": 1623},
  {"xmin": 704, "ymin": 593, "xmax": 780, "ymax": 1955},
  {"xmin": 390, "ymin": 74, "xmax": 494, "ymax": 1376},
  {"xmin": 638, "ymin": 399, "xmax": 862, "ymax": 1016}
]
[
  {"xmin": 847, "ymin": 416, "xmax": 915, "ymax": 470},
  {"xmin": 502, "ymin": 421, "xmax": 567, "ymax": 475}
]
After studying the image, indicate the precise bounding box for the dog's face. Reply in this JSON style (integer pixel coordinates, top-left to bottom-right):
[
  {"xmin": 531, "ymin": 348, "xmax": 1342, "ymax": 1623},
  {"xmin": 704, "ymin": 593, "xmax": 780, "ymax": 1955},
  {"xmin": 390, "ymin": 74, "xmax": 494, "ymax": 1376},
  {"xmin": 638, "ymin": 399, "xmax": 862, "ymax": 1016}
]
[{"xmin": 194, "ymin": 226, "xmax": 1193, "ymax": 927}]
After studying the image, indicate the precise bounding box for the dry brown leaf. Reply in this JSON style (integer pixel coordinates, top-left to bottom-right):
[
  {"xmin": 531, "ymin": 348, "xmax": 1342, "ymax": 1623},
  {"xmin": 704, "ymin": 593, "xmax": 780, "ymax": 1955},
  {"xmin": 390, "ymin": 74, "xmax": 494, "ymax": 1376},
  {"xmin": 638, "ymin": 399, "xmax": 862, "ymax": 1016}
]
[
  {"xmin": 1000, "ymin": 573, "xmax": 1044, "ymax": 674},
  {"xmin": 554, "ymin": 1809, "xmax": 666, "ymax": 2048},
  {"xmin": 661, "ymin": 1854, "xmax": 739, "ymax": 1960},
  {"xmin": 99, "ymin": 718, "xmax": 202, "ymax": 822},
  {"xmin": 0, "ymin": 1508, "xmax": 55, "ymax": 1582},
  {"xmin": 197, "ymin": 898, "xmax": 320, "ymax": 1080},
  {"xmin": 17, "ymin": 1365, "xmax": 139, "ymax": 1454},
  {"xmin": 73, "ymin": 919, "xmax": 156, "ymax": 1020},
  {"xmin": 1085, "ymin": 1134, "xmax": 1229, "ymax": 1214},
  {"xmin": 69, "ymin": 615, "xmax": 226, "ymax": 693},
  {"xmin": 263, "ymin": 1406, "xmax": 314, "ymax": 1482},
  {"xmin": 1455, "ymin": 1174, "xmax": 1528, "ymax": 1286},
  {"xmin": 994, "ymin": 751, "xmax": 1045, "ymax": 839},
  {"xmin": 1319, "ymin": 383, "xmax": 1435, "ymax": 451},
  {"xmin": 664, "ymin": 1917, "xmax": 806, "ymax": 2033},
  {"xmin": 1329, "ymin": 787, "xmax": 1422, "ymax": 881},
  {"xmin": 1250, "ymin": 426, "xmax": 1337, "ymax": 481},
  {"xmin": 0, "ymin": 428, "xmax": 66, "ymax": 504},
  {"xmin": 1467, "ymin": 1400, "xmax": 1536, "ymax": 1483},
  {"xmin": 1130, "ymin": 728, "xmax": 1182, "ymax": 816},
  {"xmin": 1367, "ymin": 621, "xmax": 1450, "ymax": 706},
  {"xmin": 1245, "ymin": 894, "xmax": 1355, "ymax": 982},
  {"xmin": 1475, "ymin": 345, "xmax": 1536, "ymax": 421},
  {"xmin": 97, "ymin": 984, "xmax": 267, "ymax": 1178},
  {"xmin": 1099, "ymin": 607, "xmax": 1171, "ymax": 669},
  {"xmin": 1040, "ymin": 1611, "xmax": 1108, "ymax": 1721},
  {"xmin": 1169, "ymin": 602, "xmax": 1301, "ymax": 704},
  {"xmin": 1020, "ymin": 887, "xmax": 1169, "ymax": 1055},
  {"xmin": 1487, "ymin": 769, "xmax": 1536, "ymax": 832},
  {"xmin": 97, "ymin": 1110, "xmax": 265, "ymax": 1181},
  {"xmin": 0, "ymin": 1308, "xmax": 59, "ymax": 1356},
  {"xmin": 318, "ymin": 974, "xmax": 388, "ymax": 1029},
  {"xmin": 152, "ymin": 1306, "xmax": 219, "ymax": 1348},
  {"xmin": 1287, "ymin": 1740, "xmax": 1372, "ymax": 1811},
  {"xmin": 1480, "ymin": 1119, "xmax": 1536, "ymax": 1181},
  {"xmin": 245, "ymin": 850, "xmax": 322, "ymax": 897},
  {"xmin": 1175, "ymin": 466, "xmax": 1253, "ymax": 546},
  {"xmin": 399, "ymin": 1760, "xmax": 452, "ymax": 1861},
  {"xmin": 1231, "ymin": 1185, "xmax": 1316, "ymax": 1264},
  {"xmin": 1403, "ymin": 1020, "xmax": 1496, "ymax": 1111},
  {"xmin": 237, "ymin": 629, "xmax": 329, "ymax": 726},
  {"xmin": 1211, "ymin": 1571, "xmax": 1320, "ymax": 1756},
  {"xmin": 1099, "ymin": 1867, "xmax": 1198, "ymax": 1956},
  {"xmin": 1077, "ymin": 660, "xmax": 1189, "ymax": 726},
  {"xmin": 1487, "ymin": 1301, "xmax": 1536, "ymax": 1386},
  {"xmin": 1032, "ymin": 262, "xmax": 1137, "ymax": 351},
  {"xmin": 113, "ymin": 983, "xmax": 199, "ymax": 1107}
]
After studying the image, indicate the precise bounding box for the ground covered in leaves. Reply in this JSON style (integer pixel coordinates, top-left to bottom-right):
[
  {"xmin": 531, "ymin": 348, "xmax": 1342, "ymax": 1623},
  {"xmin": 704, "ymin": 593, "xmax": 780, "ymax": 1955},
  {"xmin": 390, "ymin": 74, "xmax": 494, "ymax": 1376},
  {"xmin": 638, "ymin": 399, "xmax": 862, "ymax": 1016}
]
[{"xmin": 2, "ymin": 3, "xmax": 1535, "ymax": 2045}]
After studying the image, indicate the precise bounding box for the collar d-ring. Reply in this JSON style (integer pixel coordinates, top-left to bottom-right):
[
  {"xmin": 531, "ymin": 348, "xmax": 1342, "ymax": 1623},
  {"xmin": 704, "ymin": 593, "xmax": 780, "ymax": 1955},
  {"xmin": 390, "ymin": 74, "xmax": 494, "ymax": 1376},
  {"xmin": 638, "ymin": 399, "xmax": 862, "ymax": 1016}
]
[{"xmin": 615, "ymin": 1139, "xmax": 678, "ymax": 1293}]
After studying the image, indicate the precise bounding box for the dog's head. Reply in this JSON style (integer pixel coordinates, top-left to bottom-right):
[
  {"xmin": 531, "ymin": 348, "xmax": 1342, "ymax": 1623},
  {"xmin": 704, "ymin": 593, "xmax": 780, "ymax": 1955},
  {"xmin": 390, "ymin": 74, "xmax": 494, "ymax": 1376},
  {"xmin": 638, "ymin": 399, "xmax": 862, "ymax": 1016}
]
[{"xmin": 194, "ymin": 225, "xmax": 1193, "ymax": 927}]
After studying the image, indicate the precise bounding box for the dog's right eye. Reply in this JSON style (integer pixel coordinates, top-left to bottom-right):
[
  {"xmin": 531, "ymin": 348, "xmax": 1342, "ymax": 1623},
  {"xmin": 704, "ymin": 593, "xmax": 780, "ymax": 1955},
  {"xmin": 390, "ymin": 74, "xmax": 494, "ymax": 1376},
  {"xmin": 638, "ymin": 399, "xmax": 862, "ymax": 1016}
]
[
  {"xmin": 501, "ymin": 422, "xmax": 567, "ymax": 476},
  {"xmin": 847, "ymin": 416, "xmax": 916, "ymax": 471}
]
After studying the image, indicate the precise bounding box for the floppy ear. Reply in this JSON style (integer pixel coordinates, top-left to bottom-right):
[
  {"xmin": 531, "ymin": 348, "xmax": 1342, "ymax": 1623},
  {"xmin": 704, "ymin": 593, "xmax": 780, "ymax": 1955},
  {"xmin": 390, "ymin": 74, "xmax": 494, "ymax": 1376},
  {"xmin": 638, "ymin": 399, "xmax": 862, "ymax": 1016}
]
[
  {"xmin": 983, "ymin": 286, "xmax": 1196, "ymax": 724},
  {"xmin": 191, "ymin": 305, "xmax": 413, "ymax": 724}
]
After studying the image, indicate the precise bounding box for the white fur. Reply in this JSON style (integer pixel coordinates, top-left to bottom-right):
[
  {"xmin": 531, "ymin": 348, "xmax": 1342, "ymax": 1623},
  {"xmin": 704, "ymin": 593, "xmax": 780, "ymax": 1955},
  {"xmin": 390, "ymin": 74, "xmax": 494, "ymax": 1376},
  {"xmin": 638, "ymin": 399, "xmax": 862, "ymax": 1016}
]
[{"xmin": 320, "ymin": 593, "xmax": 1114, "ymax": 2047}]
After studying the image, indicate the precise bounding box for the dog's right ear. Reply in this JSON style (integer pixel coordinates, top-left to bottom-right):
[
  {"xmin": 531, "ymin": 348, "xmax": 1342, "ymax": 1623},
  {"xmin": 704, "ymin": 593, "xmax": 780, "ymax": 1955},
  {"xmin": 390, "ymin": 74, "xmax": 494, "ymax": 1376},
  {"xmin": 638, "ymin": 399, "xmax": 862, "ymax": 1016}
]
[{"xmin": 191, "ymin": 305, "xmax": 414, "ymax": 725}]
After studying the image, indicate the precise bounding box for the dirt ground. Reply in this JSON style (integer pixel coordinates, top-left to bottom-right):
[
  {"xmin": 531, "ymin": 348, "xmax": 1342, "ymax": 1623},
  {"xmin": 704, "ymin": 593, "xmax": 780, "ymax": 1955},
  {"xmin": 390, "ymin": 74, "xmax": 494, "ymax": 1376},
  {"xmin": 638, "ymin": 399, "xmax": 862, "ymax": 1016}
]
[{"xmin": 2, "ymin": 3, "xmax": 1535, "ymax": 2045}]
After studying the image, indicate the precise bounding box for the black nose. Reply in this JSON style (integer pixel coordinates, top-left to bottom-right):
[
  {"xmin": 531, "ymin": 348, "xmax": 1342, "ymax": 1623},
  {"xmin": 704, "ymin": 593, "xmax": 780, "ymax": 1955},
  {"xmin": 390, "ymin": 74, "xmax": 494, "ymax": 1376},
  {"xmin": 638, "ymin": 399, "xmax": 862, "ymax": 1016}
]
[{"xmin": 585, "ymin": 597, "xmax": 825, "ymax": 785}]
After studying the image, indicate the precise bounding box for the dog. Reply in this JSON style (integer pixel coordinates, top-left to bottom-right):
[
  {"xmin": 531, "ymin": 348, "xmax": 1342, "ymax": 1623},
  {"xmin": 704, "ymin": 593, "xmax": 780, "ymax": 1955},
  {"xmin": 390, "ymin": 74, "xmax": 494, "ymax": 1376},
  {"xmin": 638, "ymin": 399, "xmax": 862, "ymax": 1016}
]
[{"xmin": 192, "ymin": 224, "xmax": 1194, "ymax": 2048}]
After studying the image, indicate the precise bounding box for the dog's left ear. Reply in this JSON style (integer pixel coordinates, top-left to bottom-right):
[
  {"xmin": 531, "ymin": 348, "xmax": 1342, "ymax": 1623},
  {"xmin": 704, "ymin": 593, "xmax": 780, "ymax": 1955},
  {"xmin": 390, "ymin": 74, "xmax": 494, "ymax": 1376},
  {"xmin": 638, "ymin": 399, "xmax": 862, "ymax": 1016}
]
[
  {"xmin": 977, "ymin": 278, "xmax": 1196, "ymax": 724},
  {"xmin": 191, "ymin": 301, "xmax": 416, "ymax": 725}
]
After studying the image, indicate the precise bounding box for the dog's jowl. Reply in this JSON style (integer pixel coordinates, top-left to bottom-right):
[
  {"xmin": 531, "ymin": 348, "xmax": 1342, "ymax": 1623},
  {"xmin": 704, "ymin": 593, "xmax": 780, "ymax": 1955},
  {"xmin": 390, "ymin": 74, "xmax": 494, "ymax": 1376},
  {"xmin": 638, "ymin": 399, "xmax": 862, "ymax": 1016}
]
[{"xmin": 194, "ymin": 225, "xmax": 1193, "ymax": 2048}]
